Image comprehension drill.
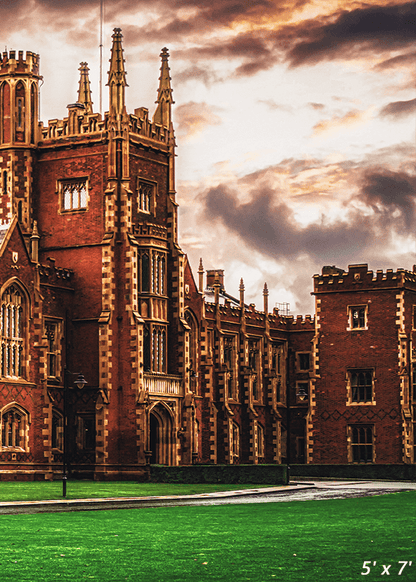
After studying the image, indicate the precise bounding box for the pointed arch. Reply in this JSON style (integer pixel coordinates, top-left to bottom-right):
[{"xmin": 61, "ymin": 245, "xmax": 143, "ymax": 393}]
[
  {"xmin": 0, "ymin": 402, "xmax": 30, "ymax": 451},
  {"xmin": 0, "ymin": 279, "xmax": 30, "ymax": 379},
  {"xmin": 148, "ymin": 401, "xmax": 175, "ymax": 465},
  {"xmin": 15, "ymin": 80, "xmax": 26, "ymax": 141},
  {"xmin": 0, "ymin": 81, "xmax": 11, "ymax": 143}
]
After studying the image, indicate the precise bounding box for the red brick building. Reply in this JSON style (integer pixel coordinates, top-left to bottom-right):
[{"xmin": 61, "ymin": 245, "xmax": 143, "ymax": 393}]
[
  {"xmin": 310, "ymin": 264, "xmax": 415, "ymax": 465},
  {"xmin": 0, "ymin": 31, "xmax": 412, "ymax": 480}
]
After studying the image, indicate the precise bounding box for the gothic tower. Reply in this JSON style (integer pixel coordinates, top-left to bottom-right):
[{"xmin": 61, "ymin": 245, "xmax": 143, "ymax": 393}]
[{"xmin": 0, "ymin": 50, "xmax": 41, "ymax": 232}]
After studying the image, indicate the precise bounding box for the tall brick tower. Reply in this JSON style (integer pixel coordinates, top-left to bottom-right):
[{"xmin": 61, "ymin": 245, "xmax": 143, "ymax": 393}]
[{"xmin": 0, "ymin": 50, "xmax": 41, "ymax": 232}]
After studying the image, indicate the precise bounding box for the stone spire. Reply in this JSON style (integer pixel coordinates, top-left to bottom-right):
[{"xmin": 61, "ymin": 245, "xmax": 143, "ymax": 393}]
[
  {"xmin": 263, "ymin": 282, "xmax": 269, "ymax": 314},
  {"xmin": 198, "ymin": 258, "xmax": 204, "ymax": 293},
  {"xmin": 77, "ymin": 62, "xmax": 93, "ymax": 114},
  {"xmin": 239, "ymin": 278, "xmax": 245, "ymax": 308},
  {"xmin": 107, "ymin": 28, "xmax": 127, "ymax": 116},
  {"xmin": 153, "ymin": 48, "xmax": 174, "ymax": 128}
]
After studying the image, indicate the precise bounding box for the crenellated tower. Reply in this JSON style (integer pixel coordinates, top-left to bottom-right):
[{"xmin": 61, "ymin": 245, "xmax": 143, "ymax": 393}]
[{"xmin": 0, "ymin": 50, "xmax": 41, "ymax": 232}]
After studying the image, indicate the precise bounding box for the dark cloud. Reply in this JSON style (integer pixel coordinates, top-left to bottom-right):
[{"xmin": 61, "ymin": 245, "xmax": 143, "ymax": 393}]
[
  {"xmin": 170, "ymin": 2, "xmax": 416, "ymax": 80},
  {"xmin": 286, "ymin": 2, "xmax": 416, "ymax": 67},
  {"xmin": 204, "ymin": 184, "xmax": 371, "ymax": 263},
  {"xmin": 1, "ymin": 1, "xmax": 414, "ymax": 83},
  {"xmin": 375, "ymin": 50, "xmax": 416, "ymax": 70},
  {"xmin": 175, "ymin": 65, "xmax": 220, "ymax": 85},
  {"xmin": 379, "ymin": 98, "xmax": 416, "ymax": 119},
  {"xmin": 203, "ymin": 167, "xmax": 416, "ymax": 264},
  {"xmin": 360, "ymin": 169, "xmax": 416, "ymax": 228}
]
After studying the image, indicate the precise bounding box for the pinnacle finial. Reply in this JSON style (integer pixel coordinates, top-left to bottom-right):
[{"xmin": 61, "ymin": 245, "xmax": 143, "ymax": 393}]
[
  {"xmin": 107, "ymin": 28, "xmax": 128, "ymax": 116},
  {"xmin": 78, "ymin": 62, "xmax": 93, "ymax": 115},
  {"xmin": 153, "ymin": 47, "xmax": 174, "ymax": 128}
]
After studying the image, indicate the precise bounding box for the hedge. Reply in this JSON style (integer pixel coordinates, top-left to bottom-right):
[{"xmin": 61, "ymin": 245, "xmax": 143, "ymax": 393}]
[
  {"xmin": 150, "ymin": 464, "xmax": 287, "ymax": 484},
  {"xmin": 290, "ymin": 464, "xmax": 416, "ymax": 481}
]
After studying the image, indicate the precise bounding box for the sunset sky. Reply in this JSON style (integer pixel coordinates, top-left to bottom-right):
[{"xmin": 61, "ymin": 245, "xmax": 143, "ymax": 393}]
[{"xmin": 3, "ymin": 0, "xmax": 415, "ymax": 314}]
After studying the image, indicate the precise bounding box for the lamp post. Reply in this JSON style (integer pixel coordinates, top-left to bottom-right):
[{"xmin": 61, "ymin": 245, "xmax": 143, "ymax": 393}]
[
  {"xmin": 286, "ymin": 383, "xmax": 308, "ymax": 485},
  {"xmin": 62, "ymin": 369, "xmax": 87, "ymax": 498}
]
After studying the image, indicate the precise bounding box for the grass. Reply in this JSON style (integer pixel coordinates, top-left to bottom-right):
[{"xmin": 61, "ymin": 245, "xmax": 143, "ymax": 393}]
[
  {"xmin": 0, "ymin": 491, "xmax": 415, "ymax": 581},
  {"xmin": 0, "ymin": 481, "xmax": 280, "ymax": 502}
]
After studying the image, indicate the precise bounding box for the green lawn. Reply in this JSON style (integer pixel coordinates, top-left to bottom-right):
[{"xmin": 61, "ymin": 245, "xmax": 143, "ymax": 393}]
[
  {"xmin": 0, "ymin": 481, "xmax": 279, "ymax": 502},
  {"xmin": 0, "ymin": 491, "xmax": 415, "ymax": 581}
]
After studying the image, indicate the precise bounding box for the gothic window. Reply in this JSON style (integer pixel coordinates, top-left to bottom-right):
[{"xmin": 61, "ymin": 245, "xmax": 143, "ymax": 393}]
[
  {"xmin": 348, "ymin": 370, "xmax": 374, "ymax": 404},
  {"xmin": 140, "ymin": 252, "xmax": 150, "ymax": 293},
  {"xmin": 1, "ymin": 285, "xmax": 25, "ymax": 379},
  {"xmin": 143, "ymin": 326, "xmax": 151, "ymax": 372},
  {"xmin": 52, "ymin": 409, "xmax": 63, "ymax": 451},
  {"xmin": 45, "ymin": 320, "xmax": 62, "ymax": 379},
  {"xmin": 152, "ymin": 253, "xmax": 166, "ymax": 295},
  {"xmin": 139, "ymin": 251, "xmax": 166, "ymax": 295},
  {"xmin": 138, "ymin": 181, "xmax": 155, "ymax": 213},
  {"xmin": 231, "ymin": 422, "xmax": 240, "ymax": 461},
  {"xmin": 1, "ymin": 82, "xmax": 10, "ymax": 143},
  {"xmin": 349, "ymin": 425, "xmax": 374, "ymax": 464},
  {"xmin": 61, "ymin": 179, "xmax": 88, "ymax": 212},
  {"xmin": 1, "ymin": 405, "xmax": 28, "ymax": 451},
  {"xmin": 276, "ymin": 380, "xmax": 282, "ymax": 403},
  {"xmin": 256, "ymin": 423, "xmax": 265, "ymax": 458},
  {"xmin": 2, "ymin": 170, "xmax": 7, "ymax": 194},
  {"xmin": 348, "ymin": 306, "xmax": 367, "ymax": 330},
  {"xmin": 252, "ymin": 377, "xmax": 258, "ymax": 401},
  {"xmin": 297, "ymin": 352, "xmax": 311, "ymax": 371},
  {"xmin": 15, "ymin": 82, "xmax": 25, "ymax": 136},
  {"xmin": 223, "ymin": 335, "xmax": 237, "ymax": 399},
  {"xmin": 152, "ymin": 326, "xmax": 166, "ymax": 373},
  {"xmin": 249, "ymin": 339, "xmax": 260, "ymax": 401}
]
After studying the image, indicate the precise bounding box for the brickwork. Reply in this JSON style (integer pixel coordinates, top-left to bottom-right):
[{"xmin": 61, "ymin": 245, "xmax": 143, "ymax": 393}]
[{"xmin": 0, "ymin": 33, "xmax": 413, "ymax": 480}]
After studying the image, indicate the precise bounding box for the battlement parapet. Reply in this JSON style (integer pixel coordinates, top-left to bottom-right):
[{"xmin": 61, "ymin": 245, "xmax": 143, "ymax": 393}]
[
  {"xmin": 130, "ymin": 109, "xmax": 170, "ymax": 145},
  {"xmin": 313, "ymin": 263, "xmax": 416, "ymax": 293},
  {"xmin": 38, "ymin": 108, "xmax": 171, "ymax": 144},
  {"xmin": 39, "ymin": 263, "xmax": 73, "ymax": 287},
  {"xmin": 285, "ymin": 314, "xmax": 315, "ymax": 330},
  {"xmin": 39, "ymin": 112, "xmax": 106, "ymax": 141},
  {"xmin": 0, "ymin": 50, "xmax": 40, "ymax": 77}
]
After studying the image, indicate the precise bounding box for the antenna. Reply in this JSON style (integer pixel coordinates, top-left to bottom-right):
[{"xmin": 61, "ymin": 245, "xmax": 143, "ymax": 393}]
[{"xmin": 99, "ymin": 0, "xmax": 104, "ymax": 115}]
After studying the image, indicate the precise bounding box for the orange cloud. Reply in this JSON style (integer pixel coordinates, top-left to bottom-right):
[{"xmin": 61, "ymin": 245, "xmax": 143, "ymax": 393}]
[
  {"xmin": 312, "ymin": 109, "xmax": 370, "ymax": 136},
  {"xmin": 175, "ymin": 101, "xmax": 222, "ymax": 139}
]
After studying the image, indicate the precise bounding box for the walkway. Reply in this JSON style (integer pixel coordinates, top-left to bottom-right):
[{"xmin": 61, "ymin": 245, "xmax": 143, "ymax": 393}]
[{"xmin": 0, "ymin": 480, "xmax": 415, "ymax": 515}]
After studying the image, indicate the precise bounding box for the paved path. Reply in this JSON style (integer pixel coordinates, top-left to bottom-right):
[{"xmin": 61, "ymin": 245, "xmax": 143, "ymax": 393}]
[{"xmin": 0, "ymin": 480, "xmax": 415, "ymax": 515}]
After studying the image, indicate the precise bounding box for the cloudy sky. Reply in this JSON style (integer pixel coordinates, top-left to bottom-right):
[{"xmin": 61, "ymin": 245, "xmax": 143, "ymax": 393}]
[{"xmin": 3, "ymin": 0, "xmax": 415, "ymax": 314}]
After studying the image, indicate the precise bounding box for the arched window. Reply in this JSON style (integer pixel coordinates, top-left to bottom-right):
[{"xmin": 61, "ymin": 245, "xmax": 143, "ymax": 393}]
[
  {"xmin": 1, "ymin": 82, "xmax": 11, "ymax": 143},
  {"xmin": 15, "ymin": 81, "xmax": 25, "ymax": 140},
  {"xmin": 152, "ymin": 326, "xmax": 166, "ymax": 373},
  {"xmin": 230, "ymin": 421, "xmax": 240, "ymax": 463},
  {"xmin": 256, "ymin": 423, "xmax": 265, "ymax": 458},
  {"xmin": 1, "ymin": 404, "xmax": 29, "ymax": 451},
  {"xmin": 1, "ymin": 284, "xmax": 25, "ymax": 378}
]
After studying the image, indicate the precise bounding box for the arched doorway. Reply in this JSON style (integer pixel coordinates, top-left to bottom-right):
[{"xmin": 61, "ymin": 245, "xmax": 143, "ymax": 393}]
[{"xmin": 149, "ymin": 404, "xmax": 174, "ymax": 465}]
